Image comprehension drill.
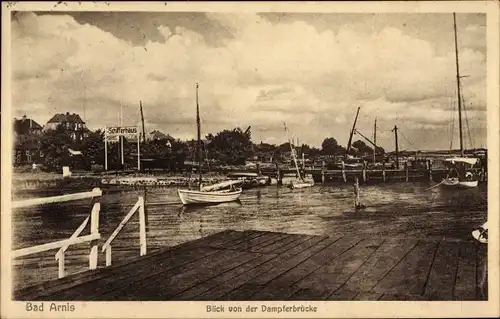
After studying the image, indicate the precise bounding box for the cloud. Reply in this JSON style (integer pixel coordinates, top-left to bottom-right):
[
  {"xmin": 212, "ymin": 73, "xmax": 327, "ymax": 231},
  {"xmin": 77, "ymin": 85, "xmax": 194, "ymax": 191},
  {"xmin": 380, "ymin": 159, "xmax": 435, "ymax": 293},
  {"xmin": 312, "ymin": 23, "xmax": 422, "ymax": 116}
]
[{"xmin": 12, "ymin": 12, "xmax": 486, "ymax": 150}]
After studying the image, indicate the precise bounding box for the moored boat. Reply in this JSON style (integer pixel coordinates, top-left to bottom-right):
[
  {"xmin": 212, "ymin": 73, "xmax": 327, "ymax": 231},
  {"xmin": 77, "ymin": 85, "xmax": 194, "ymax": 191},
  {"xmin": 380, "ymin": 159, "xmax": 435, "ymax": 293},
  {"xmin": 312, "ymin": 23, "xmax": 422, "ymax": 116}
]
[{"xmin": 177, "ymin": 83, "xmax": 243, "ymax": 205}]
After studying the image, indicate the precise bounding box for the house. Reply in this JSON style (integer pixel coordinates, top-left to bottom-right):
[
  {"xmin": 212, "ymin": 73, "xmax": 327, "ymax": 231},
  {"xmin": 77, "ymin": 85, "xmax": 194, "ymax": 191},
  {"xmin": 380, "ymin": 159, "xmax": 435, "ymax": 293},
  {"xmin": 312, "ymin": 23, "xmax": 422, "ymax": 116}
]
[
  {"xmin": 13, "ymin": 115, "xmax": 43, "ymax": 165},
  {"xmin": 45, "ymin": 112, "xmax": 87, "ymax": 141},
  {"xmin": 148, "ymin": 130, "xmax": 169, "ymax": 141}
]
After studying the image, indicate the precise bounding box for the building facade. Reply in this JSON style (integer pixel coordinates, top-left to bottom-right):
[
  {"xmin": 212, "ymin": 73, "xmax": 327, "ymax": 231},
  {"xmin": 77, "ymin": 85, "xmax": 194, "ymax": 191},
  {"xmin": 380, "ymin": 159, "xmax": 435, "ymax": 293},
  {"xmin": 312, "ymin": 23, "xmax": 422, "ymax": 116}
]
[
  {"xmin": 13, "ymin": 115, "xmax": 43, "ymax": 165},
  {"xmin": 45, "ymin": 112, "xmax": 87, "ymax": 141}
]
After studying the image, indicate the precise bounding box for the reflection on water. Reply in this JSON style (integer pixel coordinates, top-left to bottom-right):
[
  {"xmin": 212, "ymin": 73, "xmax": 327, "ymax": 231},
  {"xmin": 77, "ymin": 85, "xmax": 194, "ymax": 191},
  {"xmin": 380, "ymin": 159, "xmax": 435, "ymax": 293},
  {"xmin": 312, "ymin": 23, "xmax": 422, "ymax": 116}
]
[{"xmin": 11, "ymin": 182, "xmax": 487, "ymax": 289}]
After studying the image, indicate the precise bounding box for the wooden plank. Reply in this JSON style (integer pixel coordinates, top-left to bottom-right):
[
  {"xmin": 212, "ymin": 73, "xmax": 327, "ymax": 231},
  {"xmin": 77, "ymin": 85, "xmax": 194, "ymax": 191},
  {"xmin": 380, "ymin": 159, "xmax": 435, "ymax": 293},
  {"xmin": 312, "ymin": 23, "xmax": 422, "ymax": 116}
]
[
  {"xmin": 91, "ymin": 248, "xmax": 248, "ymax": 300},
  {"xmin": 221, "ymin": 284, "xmax": 265, "ymax": 301},
  {"xmin": 454, "ymin": 243, "xmax": 477, "ymax": 300},
  {"xmin": 254, "ymin": 234, "xmax": 307, "ymax": 254},
  {"xmin": 249, "ymin": 283, "xmax": 298, "ymax": 301},
  {"xmin": 248, "ymin": 234, "xmax": 290, "ymax": 252},
  {"xmin": 288, "ymin": 288, "xmax": 330, "ymax": 300},
  {"xmin": 335, "ymin": 239, "xmax": 417, "ymax": 295},
  {"xmin": 263, "ymin": 235, "xmax": 363, "ymax": 287},
  {"xmin": 327, "ymin": 290, "xmax": 359, "ymax": 300},
  {"xmin": 196, "ymin": 230, "xmax": 252, "ymax": 248},
  {"xmin": 174, "ymin": 253, "xmax": 278, "ymax": 300},
  {"xmin": 372, "ymin": 240, "xmax": 439, "ymax": 296},
  {"xmin": 120, "ymin": 251, "xmax": 262, "ymax": 300},
  {"xmin": 39, "ymin": 247, "xmax": 226, "ymax": 300},
  {"xmin": 476, "ymin": 244, "xmax": 488, "ymax": 300},
  {"xmin": 423, "ymin": 241, "xmax": 460, "ymax": 300},
  {"xmin": 249, "ymin": 235, "xmax": 363, "ymax": 300},
  {"xmin": 294, "ymin": 238, "xmax": 384, "ymax": 295},
  {"xmin": 212, "ymin": 231, "xmax": 265, "ymax": 249},
  {"xmin": 192, "ymin": 235, "xmax": 327, "ymax": 300},
  {"xmin": 354, "ymin": 292, "xmax": 383, "ymax": 300},
  {"xmin": 228, "ymin": 232, "xmax": 283, "ymax": 251},
  {"xmin": 250, "ymin": 235, "xmax": 345, "ymax": 285},
  {"xmin": 264, "ymin": 235, "xmax": 312, "ymax": 254}
]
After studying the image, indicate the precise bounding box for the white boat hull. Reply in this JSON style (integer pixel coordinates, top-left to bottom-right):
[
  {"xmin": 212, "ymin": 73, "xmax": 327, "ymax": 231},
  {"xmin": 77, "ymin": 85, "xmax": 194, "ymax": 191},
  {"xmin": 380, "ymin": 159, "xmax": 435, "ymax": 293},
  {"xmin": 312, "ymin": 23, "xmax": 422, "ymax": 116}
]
[
  {"xmin": 442, "ymin": 178, "xmax": 478, "ymax": 188},
  {"xmin": 289, "ymin": 179, "xmax": 315, "ymax": 189},
  {"xmin": 178, "ymin": 188, "xmax": 242, "ymax": 205}
]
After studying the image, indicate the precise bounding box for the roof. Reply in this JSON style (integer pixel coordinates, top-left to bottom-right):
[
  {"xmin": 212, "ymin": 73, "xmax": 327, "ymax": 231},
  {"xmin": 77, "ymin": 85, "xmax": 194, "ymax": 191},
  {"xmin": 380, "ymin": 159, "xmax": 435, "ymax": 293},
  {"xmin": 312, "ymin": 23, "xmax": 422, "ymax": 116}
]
[
  {"xmin": 149, "ymin": 130, "xmax": 168, "ymax": 140},
  {"xmin": 14, "ymin": 116, "xmax": 43, "ymax": 134},
  {"xmin": 47, "ymin": 113, "xmax": 85, "ymax": 124}
]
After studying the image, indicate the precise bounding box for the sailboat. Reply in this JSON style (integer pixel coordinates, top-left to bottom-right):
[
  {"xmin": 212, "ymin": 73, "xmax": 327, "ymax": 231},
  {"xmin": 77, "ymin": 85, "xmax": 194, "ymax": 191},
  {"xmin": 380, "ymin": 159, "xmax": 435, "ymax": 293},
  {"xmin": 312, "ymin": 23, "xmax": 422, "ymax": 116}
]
[
  {"xmin": 177, "ymin": 83, "xmax": 243, "ymax": 205},
  {"xmin": 442, "ymin": 13, "xmax": 479, "ymax": 189},
  {"xmin": 283, "ymin": 123, "xmax": 314, "ymax": 189}
]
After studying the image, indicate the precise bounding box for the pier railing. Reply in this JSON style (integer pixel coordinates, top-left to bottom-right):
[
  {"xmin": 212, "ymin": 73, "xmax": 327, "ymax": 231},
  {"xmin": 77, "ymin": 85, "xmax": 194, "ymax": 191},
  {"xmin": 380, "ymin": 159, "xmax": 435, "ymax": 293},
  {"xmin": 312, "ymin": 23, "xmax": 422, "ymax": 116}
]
[
  {"xmin": 101, "ymin": 196, "xmax": 147, "ymax": 267},
  {"xmin": 11, "ymin": 188, "xmax": 102, "ymax": 279}
]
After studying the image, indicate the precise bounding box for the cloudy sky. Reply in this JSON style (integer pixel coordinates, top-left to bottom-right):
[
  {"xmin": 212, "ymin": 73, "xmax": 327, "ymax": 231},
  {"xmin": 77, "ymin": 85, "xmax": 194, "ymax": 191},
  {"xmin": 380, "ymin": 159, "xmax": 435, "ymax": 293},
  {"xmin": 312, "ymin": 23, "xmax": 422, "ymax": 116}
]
[{"xmin": 12, "ymin": 11, "xmax": 487, "ymax": 151}]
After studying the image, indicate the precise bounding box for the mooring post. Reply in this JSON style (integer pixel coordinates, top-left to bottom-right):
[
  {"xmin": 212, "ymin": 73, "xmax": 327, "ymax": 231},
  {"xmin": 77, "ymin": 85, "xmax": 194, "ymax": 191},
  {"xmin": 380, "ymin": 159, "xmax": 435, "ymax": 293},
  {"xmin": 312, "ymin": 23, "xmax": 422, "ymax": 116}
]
[
  {"xmin": 382, "ymin": 159, "xmax": 386, "ymax": 182},
  {"xmin": 321, "ymin": 161, "xmax": 325, "ymax": 183},
  {"xmin": 405, "ymin": 162, "xmax": 409, "ymax": 182},
  {"xmin": 342, "ymin": 161, "xmax": 347, "ymax": 183},
  {"xmin": 428, "ymin": 159, "xmax": 433, "ymax": 182},
  {"xmin": 354, "ymin": 176, "xmax": 360, "ymax": 209},
  {"xmin": 276, "ymin": 163, "xmax": 282, "ymax": 186},
  {"xmin": 362, "ymin": 161, "xmax": 367, "ymax": 182}
]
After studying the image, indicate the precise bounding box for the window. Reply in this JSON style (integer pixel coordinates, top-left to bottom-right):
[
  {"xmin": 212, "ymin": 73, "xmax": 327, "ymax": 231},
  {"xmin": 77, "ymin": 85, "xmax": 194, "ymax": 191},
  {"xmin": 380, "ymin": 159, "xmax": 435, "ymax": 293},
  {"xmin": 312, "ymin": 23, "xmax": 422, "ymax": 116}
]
[{"xmin": 26, "ymin": 150, "xmax": 32, "ymax": 163}]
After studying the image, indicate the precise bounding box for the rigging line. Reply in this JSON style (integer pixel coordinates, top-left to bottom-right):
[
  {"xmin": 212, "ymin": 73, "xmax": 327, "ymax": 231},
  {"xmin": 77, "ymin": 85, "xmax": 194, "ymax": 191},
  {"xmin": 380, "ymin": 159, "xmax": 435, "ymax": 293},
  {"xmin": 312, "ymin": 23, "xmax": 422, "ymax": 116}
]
[
  {"xmin": 450, "ymin": 98, "xmax": 456, "ymax": 151},
  {"xmin": 398, "ymin": 129, "xmax": 414, "ymax": 147},
  {"xmin": 460, "ymin": 84, "xmax": 474, "ymax": 149}
]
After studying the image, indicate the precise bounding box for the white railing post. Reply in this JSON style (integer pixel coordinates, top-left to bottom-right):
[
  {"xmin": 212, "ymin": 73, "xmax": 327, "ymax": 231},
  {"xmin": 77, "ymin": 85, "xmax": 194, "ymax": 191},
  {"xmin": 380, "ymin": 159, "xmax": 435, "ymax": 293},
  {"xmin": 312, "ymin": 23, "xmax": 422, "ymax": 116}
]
[
  {"xmin": 58, "ymin": 252, "xmax": 65, "ymax": 278},
  {"xmin": 139, "ymin": 196, "xmax": 147, "ymax": 256},
  {"xmin": 105, "ymin": 245, "xmax": 112, "ymax": 267},
  {"xmin": 55, "ymin": 216, "xmax": 90, "ymax": 279},
  {"xmin": 89, "ymin": 202, "xmax": 100, "ymax": 270}
]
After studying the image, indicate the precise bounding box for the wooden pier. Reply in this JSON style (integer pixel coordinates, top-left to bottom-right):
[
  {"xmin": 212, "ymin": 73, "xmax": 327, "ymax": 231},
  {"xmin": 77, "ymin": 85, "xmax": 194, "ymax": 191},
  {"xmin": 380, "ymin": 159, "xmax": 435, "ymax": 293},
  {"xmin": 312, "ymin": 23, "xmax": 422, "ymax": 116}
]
[{"xmin": 14, "ymin": 230, "xmax": 487, "ymax": 301}]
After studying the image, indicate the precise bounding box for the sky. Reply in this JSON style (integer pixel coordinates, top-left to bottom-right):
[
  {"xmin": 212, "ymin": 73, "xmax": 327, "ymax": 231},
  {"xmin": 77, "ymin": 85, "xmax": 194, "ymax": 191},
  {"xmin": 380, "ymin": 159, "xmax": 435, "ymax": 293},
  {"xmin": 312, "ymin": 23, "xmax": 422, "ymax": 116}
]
[{"xmin": 11, "ymin": 11, "xmax": 487, "ymax": 151}]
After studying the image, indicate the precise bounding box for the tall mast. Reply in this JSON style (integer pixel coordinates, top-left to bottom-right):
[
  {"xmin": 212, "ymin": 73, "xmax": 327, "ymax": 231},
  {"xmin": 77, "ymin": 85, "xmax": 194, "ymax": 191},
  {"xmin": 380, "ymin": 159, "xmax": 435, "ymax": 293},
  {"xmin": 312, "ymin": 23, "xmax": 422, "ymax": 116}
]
[
  {"xmin": 453, "ymin": 13, "xmax": 464, "ymax": 156},
  {"xmin": 373, "ymin": 118, "xmax": 377, "ymax": 164},
  {"xmin": 284, "ymin": 123, "xmax": 302, "ymax": 179},
  {"xmin": 392, "ymin": 125, "xmax": 399, "ymax": 169},
  {"xmin": 346, "ymin": 106, "xmax": 361, "ymax": 158},
  {"xmin": 140, "ymin": 100, "xmax": 146, "ymax": 144},
  {"xmin": 196, "ymin": 83, "xmax": 202, "ymax": 188}
]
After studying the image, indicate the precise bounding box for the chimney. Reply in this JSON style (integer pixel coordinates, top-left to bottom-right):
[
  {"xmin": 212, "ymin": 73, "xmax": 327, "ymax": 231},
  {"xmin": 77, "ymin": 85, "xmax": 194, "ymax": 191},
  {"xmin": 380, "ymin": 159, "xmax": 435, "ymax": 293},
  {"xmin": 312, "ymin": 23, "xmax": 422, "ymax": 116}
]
[{"xmin": 22, "ymin": 115, "xmax": 27, "ymax": 120}]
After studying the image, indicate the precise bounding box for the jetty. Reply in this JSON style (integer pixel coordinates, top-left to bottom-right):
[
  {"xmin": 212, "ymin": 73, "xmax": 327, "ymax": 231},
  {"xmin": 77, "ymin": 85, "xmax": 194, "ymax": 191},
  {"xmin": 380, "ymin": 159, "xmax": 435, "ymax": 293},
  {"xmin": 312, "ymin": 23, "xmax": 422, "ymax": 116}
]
[{"xmin": 14, "ymin": 229, "xmax": 487, "ymax": 301}]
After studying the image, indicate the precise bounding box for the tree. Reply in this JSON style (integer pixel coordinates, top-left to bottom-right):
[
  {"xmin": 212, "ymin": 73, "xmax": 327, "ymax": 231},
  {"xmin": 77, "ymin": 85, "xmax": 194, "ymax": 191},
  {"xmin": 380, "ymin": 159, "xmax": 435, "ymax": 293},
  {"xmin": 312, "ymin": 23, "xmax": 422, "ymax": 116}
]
[
  {"xmin": 321, "ymin": 137, "xmax": 346, "ymax": 155},
  {"xmin": 37, "ymin": 124, "xmax": 75, "ymax": 171},
  {"xmin": 351, "ymin": 140, "xmax": 373, "ymax": 156},
  {"xmin": 206, "ymin": 127, "xmax": 253, "ymax": 165},
  {"xmin": 81, "ymin": 129, "xmax": 105, "ymax": 166}
]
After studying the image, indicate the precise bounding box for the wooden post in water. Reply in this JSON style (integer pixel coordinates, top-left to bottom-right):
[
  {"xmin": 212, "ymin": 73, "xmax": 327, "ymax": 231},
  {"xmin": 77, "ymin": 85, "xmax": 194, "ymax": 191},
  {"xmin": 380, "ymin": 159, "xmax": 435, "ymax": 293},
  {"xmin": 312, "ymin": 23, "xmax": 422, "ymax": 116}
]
[
  {"xmin": 342, "ymin": 161, "xmax": 347, "ymax": 183},
  {"xmin": 405, "ymin": 162, "xmax": 409, "ymax": 182},
  {"xmin": 382, "ymin": 159, "xmax": 386, "ymax": 182},
  {"xmin": 362, "ymin": 161, "xmax": 367, "ymax": 182},
  {"xmin": 354, "ymin": 176, "xmax": 361, "ymax": 209},
  {"xmin": 428, "ymin": 159, "xmax": 433, "ymax": 182},
  {"xmin": 276, "ymin": 163, "xmax": 282, "ymax": 185},
  {"xmin": 321, "ymin": 161, "xmax": 325, "ymax": 183}
]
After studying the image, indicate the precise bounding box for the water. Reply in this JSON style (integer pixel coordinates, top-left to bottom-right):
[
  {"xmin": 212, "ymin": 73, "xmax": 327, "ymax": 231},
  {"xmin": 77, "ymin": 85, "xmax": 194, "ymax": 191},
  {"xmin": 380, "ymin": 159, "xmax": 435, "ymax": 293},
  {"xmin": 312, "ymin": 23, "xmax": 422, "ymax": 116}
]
[{"xmin": 11, "ymin": 182, "xmax": 487, "ymax": 290}]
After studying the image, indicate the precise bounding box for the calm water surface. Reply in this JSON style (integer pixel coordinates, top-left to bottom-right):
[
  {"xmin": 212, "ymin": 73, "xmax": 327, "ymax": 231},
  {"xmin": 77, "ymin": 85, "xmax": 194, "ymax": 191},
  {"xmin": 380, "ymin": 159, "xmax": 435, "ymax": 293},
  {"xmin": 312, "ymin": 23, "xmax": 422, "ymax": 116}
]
[{"xmin": 12, "ymin": 182, "xmax": 487, "ymax": 290}]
